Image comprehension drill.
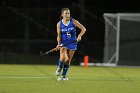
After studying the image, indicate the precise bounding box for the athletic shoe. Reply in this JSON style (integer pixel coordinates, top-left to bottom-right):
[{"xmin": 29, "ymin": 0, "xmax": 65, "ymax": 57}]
[
  {"xmin": 55, "ymin": 68, "xmax": 61, "ymax": 76},
  {"xmin": 62, "ymin": 76, "xmax": 69, "ymax": 81}
]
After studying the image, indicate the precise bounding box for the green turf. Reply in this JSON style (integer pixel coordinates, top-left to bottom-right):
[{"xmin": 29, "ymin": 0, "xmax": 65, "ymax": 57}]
[{"xmin": 0, "ymin": 64, "xmax": 140, "ymax": 93}]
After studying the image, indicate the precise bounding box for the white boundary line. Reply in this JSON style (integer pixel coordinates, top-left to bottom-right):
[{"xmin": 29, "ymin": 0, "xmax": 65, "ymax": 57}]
[
  {"xmin": 0, "ymin": 76, "xmax": 53, "ymax": 79},
  {"xmin": 0, "ymin": 76, "xmax": 95, "ymax": 79},
  {"xmin": 0, "ymin": 76, "xmax": 138, "ymax": 81}
]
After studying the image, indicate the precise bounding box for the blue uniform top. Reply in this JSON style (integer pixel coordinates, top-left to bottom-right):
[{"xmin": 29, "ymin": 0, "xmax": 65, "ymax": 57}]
[{"xmin": 60, "ymin": 18, "xmax": 78, "ymax": 50}]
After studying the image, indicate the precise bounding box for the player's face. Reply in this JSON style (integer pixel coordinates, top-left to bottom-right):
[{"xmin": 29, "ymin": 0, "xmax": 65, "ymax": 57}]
[{"xmin": 62, "ymin": 10, "xmax": 70, "ymax": 20}]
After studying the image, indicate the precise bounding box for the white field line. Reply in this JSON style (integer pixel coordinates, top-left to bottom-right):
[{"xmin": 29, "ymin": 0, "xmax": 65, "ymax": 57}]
[
  {"xmin": 0, "ymin": 76, "xmax": 138, "ymax": 81},
  {"xmin": 0, "ymin": 76, "xmax": 95, "ymax": 79}
]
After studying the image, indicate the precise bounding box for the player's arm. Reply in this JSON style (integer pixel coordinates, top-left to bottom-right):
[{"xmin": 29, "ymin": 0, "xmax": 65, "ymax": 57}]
[
  {"xmin": 73, "ymin": 19, "xmax": 86, "ymax": 42},
  {"xmin": 57, "ymin": 21, "xmax": 61, "ymax": 45},
  {"xmin": 56, "ymin": 21, "xmax": 62, "ymax": 50}
]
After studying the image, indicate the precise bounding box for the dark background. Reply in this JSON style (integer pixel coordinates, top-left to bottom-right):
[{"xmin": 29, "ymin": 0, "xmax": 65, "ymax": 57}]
[{"xmin": 0, "ymin": 0, "xmax": 140, "ymax": 64}]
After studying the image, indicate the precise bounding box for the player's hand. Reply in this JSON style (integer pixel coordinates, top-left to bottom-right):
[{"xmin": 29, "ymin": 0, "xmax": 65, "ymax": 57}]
[
  {"xmin": 77, "ymin": 35, "xmax": 81, "ymax": 42},
  {"xmin": 55, "ymin": 44, "xmax": 63, "ymax": 51}
]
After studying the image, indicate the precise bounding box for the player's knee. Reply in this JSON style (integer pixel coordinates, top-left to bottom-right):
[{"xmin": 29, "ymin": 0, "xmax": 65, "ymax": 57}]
[
  {"xmin": 65, "ymin": 58, "xmax": 71, "ymax": 63},
  {"xmin": 59, "ymin": 57, "xmax": 65, "ymax": 62}
]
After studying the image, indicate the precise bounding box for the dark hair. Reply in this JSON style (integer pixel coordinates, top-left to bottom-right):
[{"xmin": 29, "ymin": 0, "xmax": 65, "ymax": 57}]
[{"xmin": 60, "ymin": 8, "xmax": 70, "ymax": 19}]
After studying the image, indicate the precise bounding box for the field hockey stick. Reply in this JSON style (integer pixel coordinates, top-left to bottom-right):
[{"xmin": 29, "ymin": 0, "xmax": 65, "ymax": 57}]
[{"xmin": 40, "ymin": 40, "xmax": 77, "ymax": 56}]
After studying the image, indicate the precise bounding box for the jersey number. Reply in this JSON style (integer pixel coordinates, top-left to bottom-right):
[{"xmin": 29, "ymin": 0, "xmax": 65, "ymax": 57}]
[{"xmin": 66, "ymin": 32, "xmax": 71, "ymax": 38}]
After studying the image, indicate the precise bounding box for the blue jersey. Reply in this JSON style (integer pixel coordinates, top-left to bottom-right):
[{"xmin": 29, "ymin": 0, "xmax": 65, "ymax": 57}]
[{"xmin": 60, "ymin": 18, "xmax": 78, "ymax": 50}]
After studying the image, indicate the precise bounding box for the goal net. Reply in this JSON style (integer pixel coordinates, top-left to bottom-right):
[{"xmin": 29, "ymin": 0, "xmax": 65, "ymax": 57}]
[{"xmin": 103, "ymin": 13, "xmax": 140, "ymax": 66}]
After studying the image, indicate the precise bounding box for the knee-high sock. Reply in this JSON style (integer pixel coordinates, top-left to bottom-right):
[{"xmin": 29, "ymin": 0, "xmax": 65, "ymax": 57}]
[
  {"xmin": 62, "ymin": 63, "xmax": 70, "ymax": 77},
  {"xmin": 58, "ymin": 59, "xmax": 64, "ymax": 69}
]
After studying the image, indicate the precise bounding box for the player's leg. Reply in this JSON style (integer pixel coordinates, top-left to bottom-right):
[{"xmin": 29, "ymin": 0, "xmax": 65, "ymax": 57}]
[
  {"xmin": 62, "ymin": 49, "xmax": 75, "ymax": 80},
  {"xmin": 55, "ymin": 47, "xmax": 66, "ymax": 76}
]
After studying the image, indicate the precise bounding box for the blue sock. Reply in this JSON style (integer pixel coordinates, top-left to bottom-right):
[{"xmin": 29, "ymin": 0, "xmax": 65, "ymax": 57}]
[
  {"xmin": 62, "ymin": 64, "xmax": 70, "ymax": 77},
  {"xmin": 58, "ymin": 59, "xmax": 64, "ymax": 69}
]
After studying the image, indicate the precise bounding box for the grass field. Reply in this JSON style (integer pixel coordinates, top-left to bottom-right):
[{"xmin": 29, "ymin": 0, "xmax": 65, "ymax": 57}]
[{"xmin": 0, "ymin": 64, "xmax": 140, "ymax": 93}]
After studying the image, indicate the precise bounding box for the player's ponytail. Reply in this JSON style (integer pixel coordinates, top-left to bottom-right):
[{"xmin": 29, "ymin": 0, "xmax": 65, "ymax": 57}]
[{"xmin": 60, "ymin": 16, "xmax": 63, "ymax": 20}]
